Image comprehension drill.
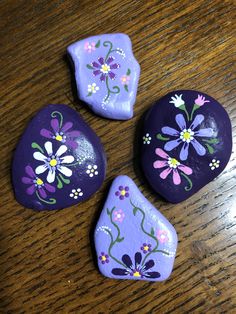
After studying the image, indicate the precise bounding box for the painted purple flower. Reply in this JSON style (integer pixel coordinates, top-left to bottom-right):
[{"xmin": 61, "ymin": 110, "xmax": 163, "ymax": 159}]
[
  {"xmin": 115, "ymin": 186, "xmax": 129, "ymax": 200},
  {"xmin": 92, "ymin": 56, "xmax": 120, "ymax": 81},
  {"xmin": 21, "ymin": 165, "xmax": 55, "ymax": 198},
  {"xmin": 112, "ymin": 252, "xmax": 160, "ymax": 279},
  {"xmin": 162, "ymin": 114, "xmax": 214, "ymax": 160},
  {"xmin": 99, "ymin": 252, "xmax": 109, "ymax": 264},
  {"xmin": 141, "ymin": 243, "xmax": 152, "ymax": 254},
  {"xmin": 40, "ymin": 118, "xmax": 80, "ymax": 149}
]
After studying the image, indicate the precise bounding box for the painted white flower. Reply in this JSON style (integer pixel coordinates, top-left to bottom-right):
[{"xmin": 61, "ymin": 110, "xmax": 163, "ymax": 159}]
[
  {"xmin": 86, "ymin": 164, "xmax": 98, "ymax": 177},
  {"xmin": 143, "ymin": 133, "xmax": 152, "ymax": 144},
  {"xmin": 70, "ymin": 188, "xmax": 83, "ymax": 199},
  {"xmin": 33, "ymin": 141, "xmax": 74, "ymax": 183},
  {"xmin": 180, "ymin": 128, "xmax": 195, "ymax": 143},
  {"xmin": 88, "ymin": 83, "xmax": 99, "ymax": 94},
  {"xmin": 169, "ymin": 94, "xmax": 185, "ymax": 107},
  {"xmin": 209, "ymin": 159, "xmax": 220, "ymax": 170}
]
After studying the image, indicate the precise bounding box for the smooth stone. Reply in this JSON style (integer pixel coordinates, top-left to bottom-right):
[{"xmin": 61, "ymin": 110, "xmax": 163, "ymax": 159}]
[
  {"xmin": 141, "ymin": 90, "xmax": 232, "ymax": 203},
  {"xmin": 94, "ymin": 175, "xmax": 178, "ymax": 282},
  {"xmin": 12, "ymin": 104, "xmax": 106, "ymax": 211},
  {"xmin": 67, "ymin": 33, "xmax": 140, "ymax": 120}
]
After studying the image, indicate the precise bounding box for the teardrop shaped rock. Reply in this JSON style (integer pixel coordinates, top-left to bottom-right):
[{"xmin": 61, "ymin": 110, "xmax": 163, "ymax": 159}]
[
  {"xmin": 12, "ymin": 104, "xmax": 106, "ymax": 210},
  {"xmin": 94, "ymin": 175, "xmax": 178, "ymax": 281},
  {"xmin": 141, "ymin": 90, "xmax": 232, "ymax": 203},
  {"xmin": 67, "ymin": 33, "xmax": 140, "ymax": 120}
]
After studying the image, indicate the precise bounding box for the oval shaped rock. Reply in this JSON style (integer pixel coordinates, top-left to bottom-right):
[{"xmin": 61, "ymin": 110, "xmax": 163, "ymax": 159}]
[
  {"xmin": 67, "ymin": 33, "xmax": 140, "ymax": 120},
  {"xmin": 12, "ymin": 104, "xmax": 106, "ymax": 210},
  {"xmin": 94, "ymin": 175, "xmax": 178, "ymax": 281},
  {"xmin": 141, "ymin": 90, "xmax": 232, "ymax": 203}
]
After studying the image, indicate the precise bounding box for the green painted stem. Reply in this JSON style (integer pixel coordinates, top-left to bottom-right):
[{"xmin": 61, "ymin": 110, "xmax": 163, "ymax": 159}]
[
  {"xmin": 130, "ymin": 199, "xmax": 159, "ymax": 266},
  {"xmin": 36, "ymin": 191, "xmax": 56, "ymax": 205},
  {"xmin": 51, "ymin": 111, "xmax": 63, "ymax": 128},
  {"xmin": 153, "ymin": 249, "xmax": 170, "ymax": 255},
  {"xmin": 103, "ymin": 41, "xmax": 113, "ymax": 61},
  {"xmin": 180, "ymin": 173, "xmax": 193, "ymax": 191},
  {"xmin": 104, "ymin": 76, "xmax": 120, "ymax": 102},
  {"xmin": 190, "ymin": 104, "xmax": 199, "ymax": 121},
  {"xmin": 67, "ymin": 160, "xmax": 81, "ymax": 167}
]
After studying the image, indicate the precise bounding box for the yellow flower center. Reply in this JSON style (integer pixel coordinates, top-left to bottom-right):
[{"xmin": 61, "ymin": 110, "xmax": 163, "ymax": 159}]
[
  {"xmin": 144, "ymin": 245, "xmax": 149, "ymax": 251},
  {"xmin": 122, "ymin": 77, "xmax": 126, "ymax": 82},
  {"xmin": 133, "ymin": 271, "xmax": 141, "ymax": 277},
  {"xmin": 170, "ymin": 158, "xmax": 179, "ymax": 166},
  {"xmin": 101, "ymin": 256, "xmax": 106, "ymax": 261},
  {"xmin": 101, "ymin": 64, "xmax": 110, "ymax": 73},
  {"xmin": 183, "ymin": 131, "xmax": 191, "ymax": 140},
  {"xmin": 36, "ymin": 178, "xmax": 43, "ymax": 185},
  {"xmin": 120, "ymin": 190, "xmax": 126, "ymax": 196},
  {"xmin": 50, "ymin": 159, "xmax": 57, "ymax": 167},
  {"xmin": 55, "ymin": 135, "xmax": 63, "ymax": 141}
]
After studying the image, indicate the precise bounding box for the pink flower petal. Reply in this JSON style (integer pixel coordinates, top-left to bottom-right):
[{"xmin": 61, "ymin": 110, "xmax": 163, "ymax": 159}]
[
  {"xmin": 178, "ymin": 164, "xmax": 193, "ymax": 175},
  {"xmin": 153, "ymin": 160, "xmax": 167, "ymax": 169},
  {"xmin": 172, "ymin": 169, "xmax": 181, "ymax": 185},
  {"xmin": 155, "ymin": 148, "xmax": 169, "ymax": 160},
  {"xmin": 160, "ymin": 167, "xmax": 172, "ymax": 179}
]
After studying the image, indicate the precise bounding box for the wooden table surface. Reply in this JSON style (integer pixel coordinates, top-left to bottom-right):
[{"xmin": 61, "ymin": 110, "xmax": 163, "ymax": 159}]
[{"xmin": 1, "ymin": 0, "xmax": 235, "ymax": 313}]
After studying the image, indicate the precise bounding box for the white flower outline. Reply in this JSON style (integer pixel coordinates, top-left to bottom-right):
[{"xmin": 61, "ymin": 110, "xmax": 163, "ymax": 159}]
[
  {"xmin": 88, "ymin": 83, "xmax": 99, "ymax": 94},
  {"xmin": 86, "ymin": 164, "xmax": 98, "ymax": 177},
  {"xmin": 143, "ymin": 133, "xmax": 152, "ymax": 144},
  {"xmin": 69, "ymin": 188, "xmax": 83, "ymax": 199},
  {"xmin": 169, "ymin": 94, "xmax": 185, "ymax": 107},
  {"xmin": 209, "ymin": 159, "xmax": 220, "ymax": 170}
]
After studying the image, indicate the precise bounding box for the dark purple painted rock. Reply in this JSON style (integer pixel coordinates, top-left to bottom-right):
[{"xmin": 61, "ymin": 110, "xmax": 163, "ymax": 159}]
[
  {"xmin": 12, "ymin": 104, "xmax": 106, "ymax": 210},
  {"xmin": 67, "ymin": 33, "xmax": 140, "ymax": 120},
  {"xmin": 94, "ymin": 175, "xmax": 178, "ymax": 282},
  {"xmin": 141, "ymin": 90, "xmax": 232, "ymax": 203}
]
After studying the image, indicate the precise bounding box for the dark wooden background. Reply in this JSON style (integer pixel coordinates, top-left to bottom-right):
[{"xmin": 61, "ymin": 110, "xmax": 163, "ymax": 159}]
[{"xmin": 0, "ymin": 0, "xmax": 235, "ymax": 313}]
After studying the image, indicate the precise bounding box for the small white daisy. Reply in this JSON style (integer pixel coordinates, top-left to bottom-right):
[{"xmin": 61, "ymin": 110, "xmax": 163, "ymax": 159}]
[
  {"xmin": 86, "ymin": 164, "xmax": 98, "ymax": 177},
  {"xmin": 88, "ymin": 83, "xmax": 99, "ymax": 94},
  {"xmin": 209, "ymin": 159, "xmax": 220, "ymax": 170},
  {"xmin": 143, "ymin": 133, "xmax": 152, "ymax": 144},
  {"xmin": 69, "ymin": 188, "xmax": 83, "ymax": 199}
]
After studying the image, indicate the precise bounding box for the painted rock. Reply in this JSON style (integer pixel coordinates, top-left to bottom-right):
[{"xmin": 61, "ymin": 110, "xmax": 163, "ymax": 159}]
[
  {"xmin": 67, "ymin": 33, "xmax": 140, "ymax": 120},
  {"xmin": 94, "ymin": 175, "xmax": 178, "ymax": 282},
  {"xmin": 141, "ymin": 90, "xmax": 232, "ymax": 203},
  {"xmin": 12, "ymin": 104, "xmax": 106, "ymax": 210}
]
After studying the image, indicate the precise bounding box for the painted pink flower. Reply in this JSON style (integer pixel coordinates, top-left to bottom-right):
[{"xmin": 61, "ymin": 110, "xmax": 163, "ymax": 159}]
[
  {"xmin": 84, "ymin": 41, "xmax": 96, "ymax": 53},
  {"xmin": 194, "ymin": 94, "xmax": 210, "ymax": 106},
  {"xmin": 120, "ymin": 75, "xmax": 130, "ymax": 85},
  {"xmin": 157, "ymin": 230, "xmax": 169, "ymax": 244},
  {"xmin": 153, "ymin": 148, "xmax": 192, "ymax": 185},
  {"xmin": 113, "ymin": 209, "xmax": 125, "ymax": 223}
]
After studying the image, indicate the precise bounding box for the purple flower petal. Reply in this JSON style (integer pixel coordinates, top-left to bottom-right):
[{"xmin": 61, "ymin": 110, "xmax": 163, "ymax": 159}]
[
  {"xmin": 134, "ymin": 252, "xmax": 142, "ymax": 265},
  {"xmin": 164, "ymin": 139, "xmax": 181, "ymax": 151},
  {"xmin": 112, "ymin": 268, "xmax": 128, "ymax": 276},
  {"xmin": 180, "ymin": 142, "xmax": 189, "ymax": 161},
  {"xmin": 100, "ymin": 73, "xmax": 106, "ymax": 81},
  {"xmin": 106, "ymin": 56, "xmax": 114, "ymax": 64},
  {"xmin": 40, "ymin": 128, "xmax": 53, "ymax": 139},
  {"xmin": 25, "ymin": 165, "xmax": 35, "ymax": 178},
  {"xmin": 98, "ymin": 57, "xmax": 104, "ymax": 65},
  {"xmin": 195, "ymin": 128, "xmax": 214, "ymax": 137},
  {"xmin": 93, "ymin": 70, "xmax": 101, "ymax": 76},
  {"xmin": 175, "ymin": 114, "xmax": 186, "ymax": 130},
  {"xmin": 110, "ymin": 63, "xmax": 119, "ymax": 69},
  {"xmin": 191, "ymin": 138, "xmax": 206, "ymax": 156},
  {"xmin": 44, "ymin": 183, "xmax": 56, "ymax": 193},
  {"xmin": 145, "ymin": 271, "xmax": 161, "ymax": 278},
  {"xmin": 66, "ymin": 131, "xmax": 80, "ymax": 138},
  {"xmin": 190, "ymin": 114, "xmax": 204, "ymax": 130},
  {"xmin": 119, "ymin": 186, "xmax": 123, "ymax": 190},
  {"xmin": 22, "ymin": 177, "xmax": 33, "ymax": 184},
  {"xmin": 161, "ymin": 126, "xmax": 179, "ymax": 136},
  {"xmin": 144, "ymin": 259, "xmax": 155, "ymax": 271},
  {"xmin": 39, "ymin": 188, "xmax": 47, "ymax": 199},
  {"xmin": 61, "ymin": 122, "xmax": 73, "ymax": 133},
  {"xmin": 125, "ymin": 187, "xmax": 129, "ymax": 191},
  {"xmin": 26, "ymin": 184, "xmax": 36, "ymax": 195},
  {"xmin": 122, "ymin": 254, "xmax": 132, "ymax": 268},
  {"xmin": 65, "ymin": 139, "xmax": 78, "ymax": 149},
  {"xmin": 92, "ymin": 61, "xmax": 100, "ymax": 68},
  {"xmin": 51, "ymin": 118, "xmax": 59, "ymax": 133},
  {"xmin": 108, "ymin": 72, "xmax": 116, "ymax": 80}
]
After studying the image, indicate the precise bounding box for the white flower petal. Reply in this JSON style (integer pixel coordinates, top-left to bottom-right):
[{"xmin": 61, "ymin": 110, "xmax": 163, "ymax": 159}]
[
  {"xmin": 93, "ymin": 165, "xmax": 98, "ymax": 169},
  {"xmin": 56, "ymin": 145, "xmax": 67, "ymax": 157},
  {"xmin": 44, "ymin": 141, "xmax": 53, "ymax": 156},
  {"xmin": 70, "ymin": 194, "xmax": 74, "ymax": 197},
  {"xmin": 58, "ymin": 166, "xmax": 72, "ymax": 177},
  {"xmin": 72, "ymin": 189, "xmax": 76, "ymax": 193},
  {"xmin": 74, "ymin": 196, "xmax": 78, "ymax": 199},
  {"xmin": 33, "ymin": 152, "xmax": 47, "ymax": 161},
  {"xmin": 35, "ymin": 164, "xmax": 47, "ymax": 174},
  {"xmin": 61, "ymin": 155, "xmax": 74, "ymax": 164},
  {"xmin": 79, "ymin": 192, "xmax": 83, "ymax": 196},
  {"xmin": 47, "ymin": 170, "xmax": 56, "ymax": 183}
]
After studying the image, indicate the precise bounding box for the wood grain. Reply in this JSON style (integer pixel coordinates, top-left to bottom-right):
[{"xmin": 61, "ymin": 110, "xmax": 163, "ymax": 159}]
[{"xmin": 0, "ymin": 0, "xmax": 235, "ymax": 313}]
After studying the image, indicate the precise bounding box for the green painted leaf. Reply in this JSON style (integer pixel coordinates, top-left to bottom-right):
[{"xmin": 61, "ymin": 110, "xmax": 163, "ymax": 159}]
[
  {"xmin": 31, "ymin": 142, "xmax": 44, "ymax": 153},
  {"xmin": 205, "ymin": 144, "xmax": 214, "ymax": 154},
  {"xmin": 117, "ymin": 237, "xmax": 124, "ymax": 242},
  {"xmin": 87, "ymin": 92, "xmax": 92, "ymax": 97},
  {"xmin": 86, "ymin": 64, "xmax": 94, "ymax": 70},
  {"xmin": 151, "ymin": 227, "xmax": 155, "ymax": 236},
  {"xmin": 126, "ymin": 68, "xmax": 131, "ymax": 76},
  {"xmin": 107, "ymin": 208, "xmax": 111, "ymax": 215},
  {"xmin": 156, "ymin": 133, "xmax": 170, "ymax": 141},
  {"xmin": 57, "ymin": 176, "xmax": 63, "ymax": 189},
  {"xmin": 133, "ymin": 207, "xmax": 138, "ymax": 215},
  {"xmin": 59, "ymin": 174, "xmax": 70, "ymax": 185},
  {"xmin": 95, "ymin": 40, "xmax": 100, "ymax": 48},
  {"xmin": 203, "ymin": 138, "xmax": 219, "ymax": 144},
  {"xmin": 124, "ymin": 84, "xmax": 128, "ymax": 92}
]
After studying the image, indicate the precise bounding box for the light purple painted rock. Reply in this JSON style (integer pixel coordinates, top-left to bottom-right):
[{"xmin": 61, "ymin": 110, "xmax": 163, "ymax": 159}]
[
  {"xmin": 67, "ymin": 33, "xmax": 140, "ymax": 120},
  {"xmin": 141, "ymin": 90, "xmax": 232, "ymax": 203},
  {"xmin": 94, "ymin": 175, "xmax": 178, "ymax": 282},
  {"xmin": 12, "ymin": 104, "xmax": 106, "ymax": 211}
]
